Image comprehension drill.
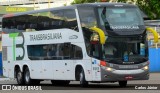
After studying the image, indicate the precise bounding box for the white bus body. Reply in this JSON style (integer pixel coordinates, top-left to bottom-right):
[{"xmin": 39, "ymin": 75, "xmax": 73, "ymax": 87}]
[{"xmin": 2, "ymin": 3, "xmax": 149, "ymax": 87}]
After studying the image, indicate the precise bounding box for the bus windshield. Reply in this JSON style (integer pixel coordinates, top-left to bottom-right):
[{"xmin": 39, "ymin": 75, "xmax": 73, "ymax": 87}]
[
  {"xmin": 103, "ymin": 41, "xmax": 148, "ymax": 64},
  {"xmin": 98, "ymin": 7, "xmax": 144, "ymax": 30}
]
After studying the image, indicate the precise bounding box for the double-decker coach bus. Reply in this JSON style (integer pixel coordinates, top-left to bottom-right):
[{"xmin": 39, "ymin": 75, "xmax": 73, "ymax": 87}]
[{"xmin": 2, "ymin": 3, "xmax": 158, "ymax": 87}]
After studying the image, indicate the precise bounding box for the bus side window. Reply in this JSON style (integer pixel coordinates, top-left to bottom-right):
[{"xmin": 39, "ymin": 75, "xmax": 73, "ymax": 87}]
[
  {"xmin": 63, "ymin": 10, "xmax": 78, "ymax": 31},
  {"xmin": 70, "ymin": 45, "xmax": 83, "ymax": 59},
  {"xmin": 27, "ymin": 44, "xmax": 83, "ymax": 60},
  {"xmin": 50, "ymin": 9, "xmax": 78, "ymax": 31},
  {"xmin": 78, "ymin": 7, "xmax": 97, "ymax": 28},
  {"xmin": 55, "ymin": 44, "xmax": 63, "ymax": 60},
  {"xmin": 47, "ymin": 45, "xmax": 57, "ymax": 60},
  {"xmin": 27, "ymin": 45, "xmax": 44, "ymax": 60},
  {"xmin": 82, "ymin": 28, "xmax": 92, "ymax": 56},
  {"xmin": 17, "ymin": 25, "xmax": 24, "ymax": 32},
  {"xmin": 29, "ymin": 24, "xmax": 37, "ymax": 29},
  {"xmin": 75, "ymin": 46, "xmax": 83, "ymax": 59},
  {"xmin": 91, "ymin": 44, "xmax": 99, "ymax": 59},
  {"xmin": 50, "ymin": 11, "xmax": 64, "ymax": 29},
  {"xmin": 70, "ymin": 45, "xmax": 75, "ymax": 59},
  {"xmin": 63, "ymin": 43, "xmax": 71, "ymax": 59}
]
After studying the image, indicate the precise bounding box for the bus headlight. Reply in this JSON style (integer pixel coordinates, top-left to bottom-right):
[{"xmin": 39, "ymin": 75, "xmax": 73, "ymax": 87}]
[
  {"xmin": 106, "ymin": 67, "xmax": 112, "ymax": 71},
  {"xmin": 143, "ymin": 66, "xmax": 149, "ymax": 70}
]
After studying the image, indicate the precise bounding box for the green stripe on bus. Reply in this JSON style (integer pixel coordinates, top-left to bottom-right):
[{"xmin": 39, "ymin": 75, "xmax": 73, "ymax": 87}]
[{"xmin": 9, "ymin": 33, "xmax": 19, "ymax": 61}]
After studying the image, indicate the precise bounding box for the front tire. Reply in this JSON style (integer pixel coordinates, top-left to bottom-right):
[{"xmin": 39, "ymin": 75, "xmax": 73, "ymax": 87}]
[
  {"xmin": 16, "ymin": 68, "xmax": 24, "ymax": 85},
  {"xmin": 119, "ymin": 81, "xmax": 127, "ymax": 87},
  {"xmin": 80, "ymin": 69, "xmax": 88, "ymax": 87}
]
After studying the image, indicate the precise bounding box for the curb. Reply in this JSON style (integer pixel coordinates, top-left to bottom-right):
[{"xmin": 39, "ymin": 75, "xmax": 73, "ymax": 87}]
[
  {"xmin": 0, "ymin": 77, "xmax": 15, "ymax": 81},
  {"xmin": 0, "ymin": 78, "xmax": 10, "ymax": 81}
]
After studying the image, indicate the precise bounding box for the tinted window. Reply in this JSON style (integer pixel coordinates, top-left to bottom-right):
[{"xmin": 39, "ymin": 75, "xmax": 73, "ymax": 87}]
[
  {"xmin": 70, "ymin": 44, "xmax": 83, "ymax": 59},
  {"xmin": 2, "ymin": 9, "xmax": 78, "ymax": 33},
  {"xmin": 2, "ymin": 14, "xmax": 38, "ymax": 33},
  {"xmin": 50, "ymin": 9, "xmax": 78, "ymax": 31},
  {"xmin": 27, "ymin": 43, "xmax": 83, "ymax": 60},
  {"xmin": 78, "ymin": 7, "xmax": 97, "ymax": 28},
  {"xmin": 78, "ymin": 7, "xmax": 96, "ymax": 56},
  {"xmin": 98, "ymin": 7, "xmax": 144, "ymax": 30}
]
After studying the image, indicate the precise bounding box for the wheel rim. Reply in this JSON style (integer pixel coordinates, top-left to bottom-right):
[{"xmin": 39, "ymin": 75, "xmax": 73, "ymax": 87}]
[
  {"xmin": 17, "ymin": 71, "xmax": 22, "ymax": 82},
  {"xmin": 80, "ymin": 72, "xmax": 83, "ymax": 84},
  {"xmin": 25, "ymin": 71, "xmax": 30, "ymax": 83}
]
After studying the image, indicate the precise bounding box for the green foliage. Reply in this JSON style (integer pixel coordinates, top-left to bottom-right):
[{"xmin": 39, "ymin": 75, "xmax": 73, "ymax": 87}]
[
  {"xmin": 71, "ymin": 0, "xmax": 105, "ymax": 4},
  {"xmin": 117, "ymin": 0, "xmax": 160, "ymax": 19}
]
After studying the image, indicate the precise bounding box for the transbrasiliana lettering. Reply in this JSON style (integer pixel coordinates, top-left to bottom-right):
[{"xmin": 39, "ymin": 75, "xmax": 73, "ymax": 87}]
[{"xmin": 30, "ymin": 33, "xmax": 62, "ymax": 41}]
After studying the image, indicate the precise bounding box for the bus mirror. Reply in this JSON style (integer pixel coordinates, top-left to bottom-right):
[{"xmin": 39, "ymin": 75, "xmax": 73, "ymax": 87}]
[
  {"xmin": 146, "ymin": 27, "xmax": 159, "ymax": 43},
  {"xmin": 89, "ymin": 27, "xmax": 106, "ymax": 44},
  {"xmin": 90, "ymin": 32, "xmax": 99, "ymax": 44}
]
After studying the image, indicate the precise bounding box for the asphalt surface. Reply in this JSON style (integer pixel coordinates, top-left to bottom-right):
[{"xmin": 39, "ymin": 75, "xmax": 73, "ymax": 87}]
[{"xmin": 0, "ymin": 73, "xmax": 160, "ymax": 93}]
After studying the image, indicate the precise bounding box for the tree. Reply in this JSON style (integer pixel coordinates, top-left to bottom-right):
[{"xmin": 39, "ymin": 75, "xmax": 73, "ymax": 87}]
[{"xmin": 117, "ymin": 0, "xmax": 160, "ymax": 19}]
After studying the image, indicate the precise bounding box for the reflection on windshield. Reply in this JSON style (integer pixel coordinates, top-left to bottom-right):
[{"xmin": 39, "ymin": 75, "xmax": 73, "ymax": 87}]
[
  {"xmin": 103, "ymin": 42, "xmax": 146, "ymax": 62},
  {"xmin": 98, "ymin": 7, "xmax": 144, "ymax": 30}
]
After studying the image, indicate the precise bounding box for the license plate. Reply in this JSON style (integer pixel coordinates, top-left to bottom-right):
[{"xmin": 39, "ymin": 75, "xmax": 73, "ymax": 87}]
[
  {"xmin": 119, "ymin": 65, "xmax": 139, "ymax": 69},
  {"xmin": 125, "ymin": 76, "xmax": 133, "ymax": 79}
]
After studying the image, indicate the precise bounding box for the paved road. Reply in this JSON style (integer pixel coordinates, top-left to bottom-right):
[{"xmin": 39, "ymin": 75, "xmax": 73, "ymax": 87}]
[{"xmin": 0, "ymin": 73, "xmax": 160, "ymax": 93}]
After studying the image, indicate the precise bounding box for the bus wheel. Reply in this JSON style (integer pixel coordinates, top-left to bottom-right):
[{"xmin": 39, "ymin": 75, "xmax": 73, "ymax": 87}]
[
  {"xmin": 24, "ymin": 67, "xmax": 32, "ymax": 85},
  {"xmin": 16, "ymin": 68, "xmax": 24, "ymax": 85},
  {"xmin": 80, "ymin": 69, "xmax": 88, "ymax": 87},
  {"xmin": 119, "ymin": 81, "xmax": 127, "ymax": 87}
]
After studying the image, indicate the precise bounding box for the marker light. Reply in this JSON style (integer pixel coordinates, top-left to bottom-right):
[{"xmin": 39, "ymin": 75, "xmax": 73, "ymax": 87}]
[{"xmin": 100, "ymin": 60, "xmax": 106, "ymax": 66}]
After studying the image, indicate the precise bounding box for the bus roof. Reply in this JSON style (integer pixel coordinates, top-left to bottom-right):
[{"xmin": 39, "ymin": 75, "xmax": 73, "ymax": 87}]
[
  {"xmin": 76, "ymin": 2, "xmax": 137, "ymax": 7},
  {"xmin": 3, "ymin": 2, "xmax": 137, "ymax": 18}
]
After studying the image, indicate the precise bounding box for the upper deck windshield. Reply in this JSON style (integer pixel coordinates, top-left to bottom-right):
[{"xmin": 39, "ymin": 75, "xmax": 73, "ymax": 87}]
[{"xmin": 98, "ymin": 7, "xmax": 144, "ymax": 30}]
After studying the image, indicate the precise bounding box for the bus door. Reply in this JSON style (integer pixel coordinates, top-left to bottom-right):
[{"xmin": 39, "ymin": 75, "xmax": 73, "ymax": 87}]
[
  {"xmin": 91, "ymin": 44, "xmax": 101, "ymax": 81},
  {"xmin": 89, "ymin": 30, "xmax": 105, "ymax": 81}
]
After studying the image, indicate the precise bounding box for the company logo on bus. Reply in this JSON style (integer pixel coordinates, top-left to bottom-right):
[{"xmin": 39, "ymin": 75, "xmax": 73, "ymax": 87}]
[
  {"xmin": 111, "ymin": 26, "xmax": 139, "ymax": 29},
  {"xmin": 69, "ymin": 35, "xmax": 78, "ymax": 39},
  {"xmin": 123, "ymin": 62, "xmax": 135, "ymax": 64}
]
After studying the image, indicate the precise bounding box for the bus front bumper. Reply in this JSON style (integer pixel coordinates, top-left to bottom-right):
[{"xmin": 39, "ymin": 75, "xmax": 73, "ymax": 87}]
[{"xmin": 101, "ymin": 67, "xmax": 149, "ymax": 81}]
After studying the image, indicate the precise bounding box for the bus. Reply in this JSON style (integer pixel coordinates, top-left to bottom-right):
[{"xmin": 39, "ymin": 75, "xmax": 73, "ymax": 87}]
[{"xmin": 2, "ymin": 3, "xmax": 158, "ymax": 87}]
